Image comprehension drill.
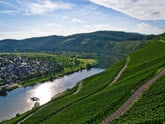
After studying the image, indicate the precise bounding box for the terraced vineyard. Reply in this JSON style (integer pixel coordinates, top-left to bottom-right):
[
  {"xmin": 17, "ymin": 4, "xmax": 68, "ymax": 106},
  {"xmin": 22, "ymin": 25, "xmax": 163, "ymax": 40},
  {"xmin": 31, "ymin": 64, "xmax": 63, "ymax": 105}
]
[
  {"xmin": 2, "ymin": 40, "xmax": 165, "ymax": 124},
  {"xmin": 110, "ymin": 75, "xmax": 165, "ymax": 124}
]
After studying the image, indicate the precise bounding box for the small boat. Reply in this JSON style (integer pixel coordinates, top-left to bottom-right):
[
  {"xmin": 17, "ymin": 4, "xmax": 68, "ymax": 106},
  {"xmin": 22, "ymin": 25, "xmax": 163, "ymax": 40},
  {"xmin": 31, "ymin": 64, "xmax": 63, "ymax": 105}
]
[
  {"xmin": 30, "ymin": 97, "xmax": 40, "ymax": 102},
  {"xmin": 34, "ymin": 102, "xmax": 40, "ymax": 107}
]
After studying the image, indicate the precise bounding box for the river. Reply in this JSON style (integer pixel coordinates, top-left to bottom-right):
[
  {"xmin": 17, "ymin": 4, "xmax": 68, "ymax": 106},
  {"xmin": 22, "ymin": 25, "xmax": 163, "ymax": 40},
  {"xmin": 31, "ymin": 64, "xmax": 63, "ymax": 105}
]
[{"xmin": 0, "ymin": 68, "xmax": 104, "ymax": 122}]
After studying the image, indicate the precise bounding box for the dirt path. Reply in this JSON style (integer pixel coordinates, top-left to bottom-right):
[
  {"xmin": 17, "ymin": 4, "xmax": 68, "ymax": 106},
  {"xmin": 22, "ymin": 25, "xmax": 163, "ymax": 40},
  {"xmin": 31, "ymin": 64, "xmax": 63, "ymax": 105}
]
[
  {"xmin": 73, "ymin": 81, "xmax": 83, "ymax": 95},
  {"xmin": 108, "ymin": 56, "xmax": 130, "ymax": 87},
  {"xmin": 100, "ymin": 68, "xmax": 165, "ymax": 124}
]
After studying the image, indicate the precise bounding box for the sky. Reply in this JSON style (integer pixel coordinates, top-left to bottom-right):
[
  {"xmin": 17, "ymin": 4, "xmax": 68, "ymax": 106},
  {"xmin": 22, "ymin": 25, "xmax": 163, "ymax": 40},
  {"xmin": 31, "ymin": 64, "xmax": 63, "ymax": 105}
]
[{"xmin": 0, "ymin": 0, "xmax": 165, "ymax": 40}]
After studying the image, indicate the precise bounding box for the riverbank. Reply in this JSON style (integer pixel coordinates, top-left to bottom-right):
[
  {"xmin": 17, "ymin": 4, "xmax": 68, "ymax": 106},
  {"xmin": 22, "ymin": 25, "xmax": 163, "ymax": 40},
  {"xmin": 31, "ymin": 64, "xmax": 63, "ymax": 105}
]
[
  {"xmin": 0, "ymin": 67, "xmax": 89, "ymax": 96},
  {"xmin": 0, "ymin": 57, "xmax": 96, "ymax": 96},
  {"xmin": 0, "ymin": 83, "xmax": 20, "ymax": 96},
  {"xmin": 22, "ymin": 57, "xmax": 97, "ymax": 87},
  {"xmin": 0, "ymin": 68, "xmax": 104, "ymax": 122}
]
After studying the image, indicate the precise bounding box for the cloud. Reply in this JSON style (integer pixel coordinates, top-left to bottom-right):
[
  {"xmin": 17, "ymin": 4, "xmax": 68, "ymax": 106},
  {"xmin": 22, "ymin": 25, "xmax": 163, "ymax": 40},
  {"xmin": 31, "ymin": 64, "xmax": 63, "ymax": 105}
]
[
  {"xmin": 62, "ymin": 16, "xmax": 68, "ymax": 20},
  {"xmin": 0, "ymin": 23, "xmax": 63, "ymax": 40},
  {"xmin": 136, "ymin": 22, "xmax": 165, "ymax": 34},
  {"xmin": 26, "ymin": 0, "xmax": 72, "ymax": 15},
  {"xmin": 1, "ymin": 22, "xmax": 164, "ymax": 40},
  {"xmin": 82, "ymin": 24, "xmax": 124, "ymax": 33},
  {"xmin": 72, "ymin": 18, "xmax": 84, "ymax": 23},
  {"xmin": 0, "ymin": 31, "xmax": 32, "ymax": 40},
  {"xmin": 89, "ymin": 0, "xmax": 165, "ymax": 20},
  {"xmin": 0, "ymin": 10, "xmax": 20, "ymax": 15},
  {"xmin": 0, "ymin": 1, "xmax": 22, "ymax": 15},
  {"xmin": 82, "ymin": 23, "xmax": 165, "ymax": 35},
  {"xmin": 0, "ymin": 1, "xmax": 16, "ymax": 8}
]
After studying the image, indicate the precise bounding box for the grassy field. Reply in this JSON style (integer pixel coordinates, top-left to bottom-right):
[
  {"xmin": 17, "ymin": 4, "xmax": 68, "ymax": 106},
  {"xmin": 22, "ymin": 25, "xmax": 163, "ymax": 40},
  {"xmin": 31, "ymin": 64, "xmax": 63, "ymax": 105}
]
[{"xmin": 2, "ymin": 40, "xmax": 165, "ymax": 124}]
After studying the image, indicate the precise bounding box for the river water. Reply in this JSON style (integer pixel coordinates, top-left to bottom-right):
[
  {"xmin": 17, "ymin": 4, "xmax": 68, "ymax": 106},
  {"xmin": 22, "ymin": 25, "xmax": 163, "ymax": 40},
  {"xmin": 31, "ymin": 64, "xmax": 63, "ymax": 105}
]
[{"xmin": 0, "ymin": 68, "xmax": 104, "ymax": 122}]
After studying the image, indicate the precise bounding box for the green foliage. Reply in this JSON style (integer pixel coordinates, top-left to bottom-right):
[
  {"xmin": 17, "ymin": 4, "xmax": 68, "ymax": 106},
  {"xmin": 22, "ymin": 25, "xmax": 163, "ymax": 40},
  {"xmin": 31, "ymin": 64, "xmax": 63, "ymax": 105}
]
[
  {"xmin": 14, "ymin": 58, "xmax": 126, "ymax": 124},
  {"xmin": 38, "ymin": 41, "xmax": 164, "ymax": 124},
  {"xmin": 120, "ymin": 41, "xmax": 165, "ymax": 80},
  {"xmin": 111, "ymin": 75, "xmax": 165, "ymax": 124},
  {"xmin": 0, "ymin": 87, "xmax": 7, "ymax": 96},
  {"xmin": 1, "ymin": 108, "xmax": 39, "ymax": 124},
  {"xmin": 0, "ymin": 31, "xmax": 150, "ymax": 67},
  {"xmin": 42, "ymin": 59, "xmax": 164, "ymax": 124},
  {"xmin": 2, "ymin": 38, "xmax": 165, "ymax": 124}
]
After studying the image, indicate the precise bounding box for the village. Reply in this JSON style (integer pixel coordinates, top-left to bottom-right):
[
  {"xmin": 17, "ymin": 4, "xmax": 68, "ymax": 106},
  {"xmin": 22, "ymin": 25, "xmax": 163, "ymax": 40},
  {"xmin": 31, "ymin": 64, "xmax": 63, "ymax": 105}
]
[{"xmin": 0, "ymin": 54, "xmax": 63, "ymax": 88}]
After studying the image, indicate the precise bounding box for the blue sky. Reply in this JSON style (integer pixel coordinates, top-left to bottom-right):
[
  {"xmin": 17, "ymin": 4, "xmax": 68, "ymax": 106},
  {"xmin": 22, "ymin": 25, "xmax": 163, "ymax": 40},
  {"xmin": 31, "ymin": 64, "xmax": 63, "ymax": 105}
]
[{"xmin": 0, "ymin": 0, "xmax": 165, "ymax": 40}]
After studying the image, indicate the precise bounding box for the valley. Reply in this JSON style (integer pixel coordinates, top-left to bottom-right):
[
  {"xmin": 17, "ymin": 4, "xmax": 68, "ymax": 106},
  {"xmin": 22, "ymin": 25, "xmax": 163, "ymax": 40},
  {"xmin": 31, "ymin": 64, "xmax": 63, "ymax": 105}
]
[
  {"xmin": 0, "ymin": 0, "xmax": 164, "ymax": 123},
  {"xmin": 0, "ymin": 32, "xmax": 164, "ymax": 124}
]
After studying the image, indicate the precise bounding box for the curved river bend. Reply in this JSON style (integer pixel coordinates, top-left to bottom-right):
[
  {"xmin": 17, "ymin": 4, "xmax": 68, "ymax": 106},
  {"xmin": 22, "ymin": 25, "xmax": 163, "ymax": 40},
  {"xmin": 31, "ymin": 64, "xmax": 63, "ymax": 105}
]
[{"xmin": 0, "ymin": 68, "xmax": 104, "ymax": 122}]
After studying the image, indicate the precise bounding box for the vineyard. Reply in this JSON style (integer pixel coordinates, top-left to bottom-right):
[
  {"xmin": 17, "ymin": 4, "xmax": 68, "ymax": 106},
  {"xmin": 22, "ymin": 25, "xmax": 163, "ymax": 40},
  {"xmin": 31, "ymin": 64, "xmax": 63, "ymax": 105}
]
[{"xmin": 111, "ymin": 75, "xmax": 165, "ymax": 124}]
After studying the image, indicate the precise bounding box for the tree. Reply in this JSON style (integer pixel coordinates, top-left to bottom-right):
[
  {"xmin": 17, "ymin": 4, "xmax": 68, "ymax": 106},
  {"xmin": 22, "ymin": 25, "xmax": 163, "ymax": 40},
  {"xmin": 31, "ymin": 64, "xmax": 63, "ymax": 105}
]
[
  {"xmin": 86, "ymin": 64, "xmax": 92, "ymax": 70},
  {"xmin": 0, "ymin": 87, "xmax": 8, "ymax": 96}
]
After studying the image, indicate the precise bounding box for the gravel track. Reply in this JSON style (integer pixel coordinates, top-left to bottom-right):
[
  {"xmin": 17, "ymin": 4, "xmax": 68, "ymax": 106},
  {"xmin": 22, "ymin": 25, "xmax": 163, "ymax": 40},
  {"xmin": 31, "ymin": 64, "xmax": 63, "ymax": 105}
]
[{"xmin": 100, "ymin": 68, "xmax": 165, "ymax": 124}]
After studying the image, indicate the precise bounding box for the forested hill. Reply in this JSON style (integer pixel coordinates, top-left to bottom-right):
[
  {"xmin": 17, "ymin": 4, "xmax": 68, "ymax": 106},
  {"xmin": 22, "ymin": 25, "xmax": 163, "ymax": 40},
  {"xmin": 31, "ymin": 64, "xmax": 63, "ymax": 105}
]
[
  {"xmin": 0, "ymin": 31, "xmax": 156, "ymax": 67},
  {"xmin": 0, "ymin": 31, "xmax": 149, "ymax": 52}
]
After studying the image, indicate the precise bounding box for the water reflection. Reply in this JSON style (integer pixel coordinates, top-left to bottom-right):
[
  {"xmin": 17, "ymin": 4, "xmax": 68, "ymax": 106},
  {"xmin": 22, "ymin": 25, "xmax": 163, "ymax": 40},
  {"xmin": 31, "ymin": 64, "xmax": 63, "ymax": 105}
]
[
  {"xmin": 26, "ymin": 80, "xmax": 63, "ymax": 106},
  {"xmin": 32, "ymin": 83, "xmax": 53, "ymax": 105},
  {"xmin": 0, "ymin": 68, "xmax": 104, "ymax": 122}
]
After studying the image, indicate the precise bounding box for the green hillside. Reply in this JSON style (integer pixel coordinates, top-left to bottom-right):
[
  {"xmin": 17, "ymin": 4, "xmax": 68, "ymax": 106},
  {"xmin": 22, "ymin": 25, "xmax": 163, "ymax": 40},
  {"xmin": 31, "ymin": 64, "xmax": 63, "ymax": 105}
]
[
  {"xmin": 3, "ymin": 38, "xmax": 165, "ymax": 124},
  {"xmin": 0, "ymin": 31, "xmax": 148, "ymax": 52},
  {"xmin": 111, "ymin": 75, "xmax": 165, "ymax": 124},
  {"xmin": 0, "ymin": 31, "xmax": 150, "ymax": 67}
]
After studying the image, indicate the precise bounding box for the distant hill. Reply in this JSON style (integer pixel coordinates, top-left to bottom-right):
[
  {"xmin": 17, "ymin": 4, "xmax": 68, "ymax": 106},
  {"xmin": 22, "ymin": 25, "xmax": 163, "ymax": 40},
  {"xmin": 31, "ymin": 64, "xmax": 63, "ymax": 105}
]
[
  {"xmin": 0, "ymin": 31, "xmax": 148, "ymax": 52},
  {"xmin": 0, "ymin": 31, "xmax": 155, "ymax": 67}
]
